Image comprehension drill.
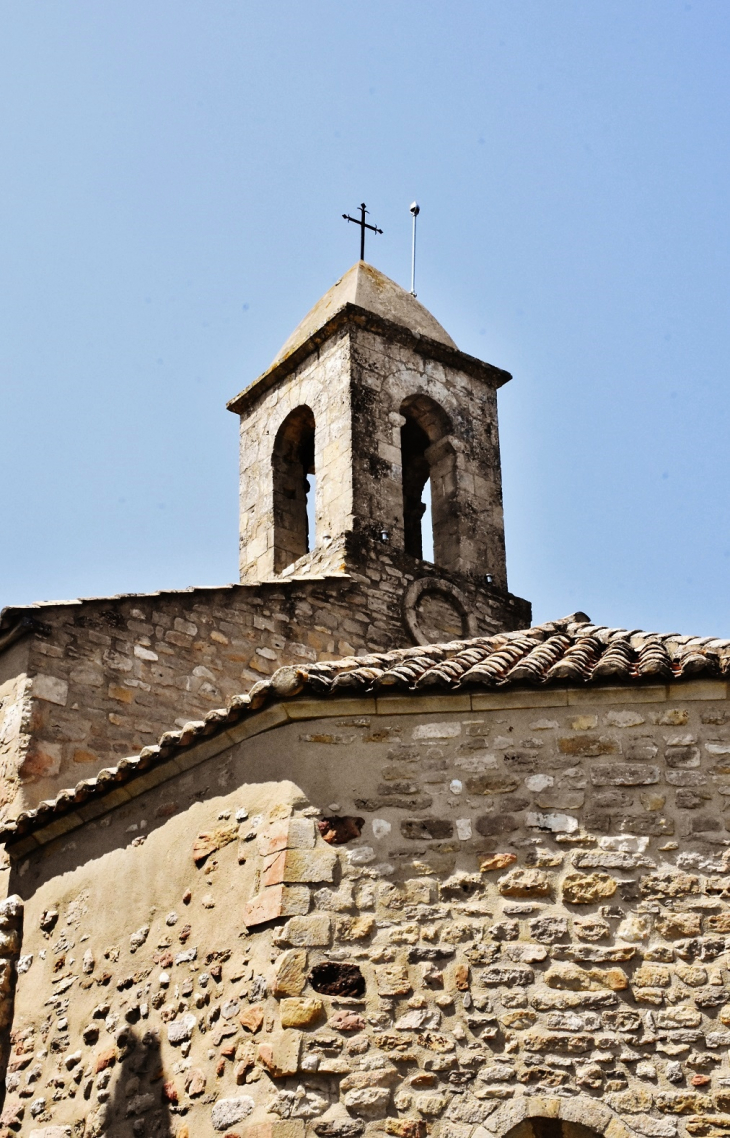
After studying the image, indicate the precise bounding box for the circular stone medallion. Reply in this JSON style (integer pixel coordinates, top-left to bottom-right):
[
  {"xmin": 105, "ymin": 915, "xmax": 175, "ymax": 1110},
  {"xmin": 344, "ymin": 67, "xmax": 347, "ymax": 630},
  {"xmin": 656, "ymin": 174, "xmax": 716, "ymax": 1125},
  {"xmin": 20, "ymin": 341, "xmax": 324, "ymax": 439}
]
[{"xmin": 403, "ymin": 578, "xmax": 478, "ymax": 646}]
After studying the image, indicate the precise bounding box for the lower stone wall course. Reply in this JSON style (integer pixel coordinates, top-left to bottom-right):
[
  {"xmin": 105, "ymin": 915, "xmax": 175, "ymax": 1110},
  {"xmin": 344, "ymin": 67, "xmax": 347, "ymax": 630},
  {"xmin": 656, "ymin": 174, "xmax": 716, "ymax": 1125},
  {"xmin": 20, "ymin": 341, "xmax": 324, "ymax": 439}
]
[{"xmin": 4, "ymin": 691, "xmax": 730, "ymax": 1138}]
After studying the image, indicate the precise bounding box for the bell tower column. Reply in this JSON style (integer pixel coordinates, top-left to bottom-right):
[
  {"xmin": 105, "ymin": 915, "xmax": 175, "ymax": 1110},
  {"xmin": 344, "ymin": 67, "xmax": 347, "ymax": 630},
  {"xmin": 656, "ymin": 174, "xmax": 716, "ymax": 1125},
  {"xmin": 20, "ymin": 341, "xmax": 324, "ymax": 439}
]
[{"xmin": 227, "ymin": 261, "xmax": 530, "ymax": 637}]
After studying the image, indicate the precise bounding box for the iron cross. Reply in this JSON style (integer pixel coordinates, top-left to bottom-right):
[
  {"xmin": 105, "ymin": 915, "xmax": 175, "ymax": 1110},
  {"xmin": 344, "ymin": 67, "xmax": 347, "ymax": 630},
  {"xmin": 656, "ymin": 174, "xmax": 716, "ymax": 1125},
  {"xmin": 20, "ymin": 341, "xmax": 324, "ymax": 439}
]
[{"xmin": 342, "ymin": 202, "xmax": 383, "ymax": 261}]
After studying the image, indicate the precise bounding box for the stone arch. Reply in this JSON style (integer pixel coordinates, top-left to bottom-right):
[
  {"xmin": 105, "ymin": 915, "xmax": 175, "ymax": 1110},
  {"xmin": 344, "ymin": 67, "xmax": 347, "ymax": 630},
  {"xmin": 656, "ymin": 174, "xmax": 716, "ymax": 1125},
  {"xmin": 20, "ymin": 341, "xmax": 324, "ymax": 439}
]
[
  {"xmin": 485, "ymin": 1094, "xmax": 636, "ymax": 1138},
  {"xmin": 272, "ymin": 405, "xmax": 316, "ymax": 573},
  {"xmin": 399, "ymin": 394, "xmax": 457, "ymax": 567},
  {"xmin": 505, "ymin": 1121, "xmax": 604, "ymax": 1138}
]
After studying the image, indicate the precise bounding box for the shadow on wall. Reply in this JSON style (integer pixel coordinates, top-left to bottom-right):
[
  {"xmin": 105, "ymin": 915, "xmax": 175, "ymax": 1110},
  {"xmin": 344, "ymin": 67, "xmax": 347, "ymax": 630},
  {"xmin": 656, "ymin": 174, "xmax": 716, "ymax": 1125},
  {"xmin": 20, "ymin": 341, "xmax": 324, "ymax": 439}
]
[
  {"xmin": 85, "ymin": 1025, "xmax": 176, "ymax": 1138},
  {"xmin": 507, "ymin": 1120, "xmax": 604, "ymax": 1138}
]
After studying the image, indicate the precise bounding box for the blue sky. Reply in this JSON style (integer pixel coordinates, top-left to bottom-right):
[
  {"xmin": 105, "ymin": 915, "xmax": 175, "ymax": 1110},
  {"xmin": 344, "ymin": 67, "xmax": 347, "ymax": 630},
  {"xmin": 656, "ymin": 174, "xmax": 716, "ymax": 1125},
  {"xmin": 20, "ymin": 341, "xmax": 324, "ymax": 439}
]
[{"xmin": 1, "ymin": 1, "xmax": 729, "ymax": 637}]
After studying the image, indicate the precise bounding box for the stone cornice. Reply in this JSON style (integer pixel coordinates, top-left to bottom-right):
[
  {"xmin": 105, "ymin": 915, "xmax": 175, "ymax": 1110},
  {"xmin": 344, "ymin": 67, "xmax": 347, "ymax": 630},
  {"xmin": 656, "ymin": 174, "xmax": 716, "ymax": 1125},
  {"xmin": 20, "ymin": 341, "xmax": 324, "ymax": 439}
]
[{"xmin": 226, "ymin": 303, "xmax": 512, "ymax": 417}]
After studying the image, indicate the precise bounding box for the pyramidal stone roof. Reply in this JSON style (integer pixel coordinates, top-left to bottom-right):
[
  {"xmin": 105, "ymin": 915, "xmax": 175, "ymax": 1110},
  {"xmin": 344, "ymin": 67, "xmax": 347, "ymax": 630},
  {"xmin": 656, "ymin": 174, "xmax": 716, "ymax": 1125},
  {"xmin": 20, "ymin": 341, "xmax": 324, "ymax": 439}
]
[
  {"xmin": 269, "ymin": 261, "xmax": 457, "ymax": 369},
  {"xmin": 5, "ymin": 614, "xmax": 730, "ymax": 847}
]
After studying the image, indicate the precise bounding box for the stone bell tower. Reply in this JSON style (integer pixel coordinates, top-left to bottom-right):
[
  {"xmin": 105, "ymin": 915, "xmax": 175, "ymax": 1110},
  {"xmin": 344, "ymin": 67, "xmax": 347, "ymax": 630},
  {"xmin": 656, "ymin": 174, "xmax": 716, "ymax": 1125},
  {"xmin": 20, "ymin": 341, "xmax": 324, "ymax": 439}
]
[{"xmin": 227, "ymin": 261, "xmax": 530, "ymax": 641}]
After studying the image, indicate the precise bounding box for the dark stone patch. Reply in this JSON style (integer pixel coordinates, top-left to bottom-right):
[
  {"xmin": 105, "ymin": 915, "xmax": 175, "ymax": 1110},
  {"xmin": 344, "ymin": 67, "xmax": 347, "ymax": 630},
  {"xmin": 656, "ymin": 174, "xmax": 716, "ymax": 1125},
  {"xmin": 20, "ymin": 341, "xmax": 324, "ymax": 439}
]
[
  {"xmin": 474, "ymin": 813, "xmax": 515, "ymax": 837},
  {"xmin": 318, "ymin": 817, "xmax": 365, "ymax": 845},
  {"xmin": 400, "ymin": 819, "xmax": 453, "ymax": 841},
  {"xmin": 310, "ymin": 962, "xmax": 366, "ymax": 998},
  {"xmin": 312, "ymin": 1121, "xmax": 365, "ymax": 1138}
]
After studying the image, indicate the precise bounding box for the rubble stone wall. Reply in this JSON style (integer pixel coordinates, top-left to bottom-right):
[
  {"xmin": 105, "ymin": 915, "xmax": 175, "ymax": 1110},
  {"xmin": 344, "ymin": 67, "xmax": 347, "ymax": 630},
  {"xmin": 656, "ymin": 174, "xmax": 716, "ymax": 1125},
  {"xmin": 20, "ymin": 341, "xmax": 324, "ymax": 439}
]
[
  {"xmin": 5, "ymin": 680, "xmax": 730, "ymax": 1138},
  {"xmin": 0, "ymin": 568, "xmax": 529, "ymax": 819}
]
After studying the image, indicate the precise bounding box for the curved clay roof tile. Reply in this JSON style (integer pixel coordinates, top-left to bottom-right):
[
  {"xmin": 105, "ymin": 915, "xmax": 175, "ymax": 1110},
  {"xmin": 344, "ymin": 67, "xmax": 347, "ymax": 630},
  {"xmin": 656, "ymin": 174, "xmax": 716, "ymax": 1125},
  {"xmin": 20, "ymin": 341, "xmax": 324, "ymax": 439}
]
[
  {"xmin": 636, "ymin": 640, "xmax": 674, "ymax": 679},
  {"xmin": 507, "ymin": 634, "xmax": 572, "ymax": 685}
]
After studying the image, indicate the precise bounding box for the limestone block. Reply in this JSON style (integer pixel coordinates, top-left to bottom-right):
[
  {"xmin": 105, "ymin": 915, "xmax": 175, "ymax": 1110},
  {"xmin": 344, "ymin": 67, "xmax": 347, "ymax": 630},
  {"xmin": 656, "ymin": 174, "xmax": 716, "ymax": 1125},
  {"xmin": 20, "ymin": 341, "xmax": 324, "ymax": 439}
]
[
  {"xmin": 703, "ymin": 912, "xmax": 730, "ymax": 933},
  {"xmin": 0, "ymin": 930, "xmax": 21, "ymax": 956},
  {"xmin": 277, "ymin": 914, "xmax": 332, "ymax": 946},
  {"xmin": 280, "ymin": 997, "xmax": 324, "ymax": 1027},
  {"xmin": 210, "ymin": 1095, "xmax": 255, "ymax": 1131},
  {"xmin": 416, "ymin": 1093, "xmax": 448, "ymax": 1116},
  {"xmin": 247, "ymin": 1122, "xmax": 306, "ymax": 1138},
  {"xmin": 525, "ymin": 811, "xmax": 578, "ymax": 833},
  {"xmin": 617, "ymin": 913, "xmax": 651, "ymax": 941},
  {"xmin": 562, "ymin": 872, "xmax": 617, "ymax": 904},
  {"xmin": 503, "ymin": 944, "xmax": 547, "ymax": 963},
  {"xmin": 480, "ymin": 965, "xmax": 534, "ymax": 987},
  {"xmin": 465, "ymin": 773, "xmax": 519, "ymax": 795},
  {"xmin": 655, "ymin": 1092, "xmax": 711, "ymax": 1113},
  {"xmin": 675, "ymin": 963, "xmax": 707, "ymax": 987},
  {"xmin": 640, "ymin": 872, "xmax": 700, "ymax": 899},
  {"xmin": 167, "ymin": 1013, "xmax": 196, "ymax": 1045},
  {"xmin": 257, "ymin": 1030, "xmax": 302, "ymax": 1077},
  {"xmin": 480, "ymin": 853, "xmax": 517, "ymax": 872},
  {"xmin": 192, "ymin": 823, "xmax": 238, "ymax": 866},
  {"xmin": 258, "ymin": 817, "xmax": 317, "ymax": 857},
  {"xmin": 498, "ymin": 868, "xmax": 551, "ymax": 898},
  {"xmin": 574, "ymin": 850, "xmax": 653, "ymax": 870},
  {"xmin": 529, "ymin": 916, "xmax": 568, "ymax": 942},
  {"xmin": 244, "ymin": 885, "xmax": 310, "ymax": 928},
  {"xmin": 630, "ymin": 1119, "xmax": 676, "ymax": 1138},
  {"xmin": 656, "ymin": 912, "xmax": 702, "ymax": 938},
  {"xmin": 531, "ymin": 990, "xmax": 618, "ymax": 1009},
  {"xmin": 343, "ymin": 1087, "xmax": 391, "ymax": 1117},
  {"xmin": 404, "ymin": 878, "xmax": 438, "ymax": 904},
  {"xmin": 522, "ymin": 1030, "xmax": 592, "ymax": 1053},
  {"xmin": 656, "ymin": 1007, "xmax": 702, "ymax": 1028},
  {"xmin": 185, "ymin": 1067, "xmax": 206, "ymax": 1097},
  {"xmin": 540, "ymin": 957, "xmax": 584, "ymax": 989},
  {"xmin": 272, "ymin": 950, "xmax": 308, "ymax": 997},
  {"xmin": 376, "ymin": 963, "xmax": 411, "ymax": 996},
  {"xmin": 574, "ymin": 915, "xmax": 611, "ymax": 940},
  {"xmin": 561, "ymin": 944, "xmax": 635, "ymax": 962},
  {"xmin": 545, "ymin": 1011, "xmax": 600, "ymax": 1032},
  {"xmin": 633, "ymin": 964, "xmax": 671, "ymax": 988},
  {"xmin": 385, "ymin": 1121, "xmax": 427, "ymax": 1138},
  {"xmin": 500, "ymin": 1010, "xmax": 536, "ymax": 1029},
  {"xmin": 263, "ymin": 847, "xmax": 337, "ymax": 887},
  {"xmin": 31, "ymin": 674, "xmax": 68, "ymax": 706},
  {"xmin": 632, "ymin": 987, "xmax": 665, "ymax": 1005},
  {"xmin": 336, "ymin": 916, "xmax": 374, "ymax": 941}
]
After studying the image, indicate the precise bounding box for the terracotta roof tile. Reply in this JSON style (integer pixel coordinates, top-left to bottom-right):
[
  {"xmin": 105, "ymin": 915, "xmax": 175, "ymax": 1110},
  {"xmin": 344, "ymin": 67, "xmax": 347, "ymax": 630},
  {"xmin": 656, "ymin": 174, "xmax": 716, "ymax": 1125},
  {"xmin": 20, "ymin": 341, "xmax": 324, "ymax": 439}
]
[{"xmin": 4, "ymin": 612, "xmax": 729, "ymax": 845}]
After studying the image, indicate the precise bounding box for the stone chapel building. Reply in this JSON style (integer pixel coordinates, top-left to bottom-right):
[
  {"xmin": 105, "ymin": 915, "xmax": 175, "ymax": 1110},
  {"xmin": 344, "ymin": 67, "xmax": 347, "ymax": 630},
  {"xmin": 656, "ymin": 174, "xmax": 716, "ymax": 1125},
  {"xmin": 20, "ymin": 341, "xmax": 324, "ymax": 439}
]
[{"xmin": 0, "ymin": 263, "xmax": 730, "ymax": 1138}]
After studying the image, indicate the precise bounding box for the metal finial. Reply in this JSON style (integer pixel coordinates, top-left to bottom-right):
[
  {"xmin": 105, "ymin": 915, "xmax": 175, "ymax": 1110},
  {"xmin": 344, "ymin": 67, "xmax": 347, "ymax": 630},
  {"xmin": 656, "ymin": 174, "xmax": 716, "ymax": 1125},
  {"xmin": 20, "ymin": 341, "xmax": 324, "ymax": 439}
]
[
  {"xmin": 342, "ymin": 202, "xmax": 383, "ymax": 262},
  {"xmin": 409, "ymin": 202, "xmax": 420, "ymax": 296}
]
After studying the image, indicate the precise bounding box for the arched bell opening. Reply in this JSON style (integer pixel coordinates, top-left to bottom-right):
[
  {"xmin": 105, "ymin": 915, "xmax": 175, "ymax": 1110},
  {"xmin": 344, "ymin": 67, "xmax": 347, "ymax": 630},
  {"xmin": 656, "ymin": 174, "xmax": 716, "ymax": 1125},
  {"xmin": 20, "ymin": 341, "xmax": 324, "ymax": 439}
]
[
  {"xmin": 272, "ymin": 405, "xmax": 316, "ymax": 573},
  {"xmin": 399, "ymin": 394, "xmax": 453, "ymax": 565}
]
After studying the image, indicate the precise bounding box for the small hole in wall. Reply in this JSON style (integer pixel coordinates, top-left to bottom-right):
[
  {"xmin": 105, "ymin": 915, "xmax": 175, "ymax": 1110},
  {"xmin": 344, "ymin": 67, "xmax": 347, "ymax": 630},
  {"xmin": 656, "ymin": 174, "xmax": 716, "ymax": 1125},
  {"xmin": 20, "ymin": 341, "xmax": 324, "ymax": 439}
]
[
  {"xmin": 317, "ymin": 817, "xmax": 365, "ymax": 845},
  {"xmin": 310, "ymin": 962, "xmax": 366, "ymax": 998}
]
